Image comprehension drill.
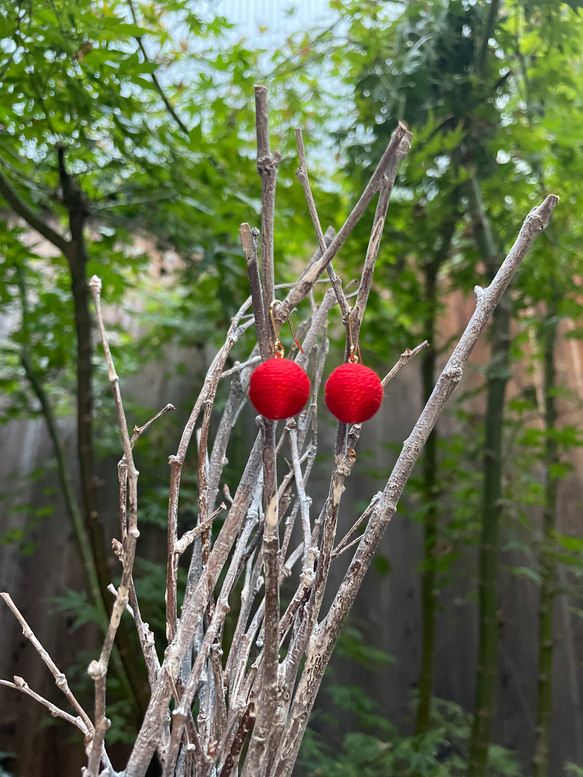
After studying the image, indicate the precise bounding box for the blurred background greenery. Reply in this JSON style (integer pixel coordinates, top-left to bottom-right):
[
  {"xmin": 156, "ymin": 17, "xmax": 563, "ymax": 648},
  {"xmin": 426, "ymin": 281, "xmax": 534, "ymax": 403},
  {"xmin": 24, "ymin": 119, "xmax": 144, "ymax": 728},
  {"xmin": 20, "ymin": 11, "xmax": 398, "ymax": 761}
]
[{"xmin": 1, "ymin": 1, "xmax": 583, "ymax": 775}]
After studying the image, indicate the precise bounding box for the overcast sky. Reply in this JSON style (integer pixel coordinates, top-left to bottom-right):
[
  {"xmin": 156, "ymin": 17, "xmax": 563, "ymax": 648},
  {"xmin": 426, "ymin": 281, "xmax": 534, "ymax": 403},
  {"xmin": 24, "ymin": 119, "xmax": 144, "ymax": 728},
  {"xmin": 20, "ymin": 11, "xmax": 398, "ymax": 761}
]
[{"xmin": 216, "ymin": 0, "xmax": 336, "ymax": 46}]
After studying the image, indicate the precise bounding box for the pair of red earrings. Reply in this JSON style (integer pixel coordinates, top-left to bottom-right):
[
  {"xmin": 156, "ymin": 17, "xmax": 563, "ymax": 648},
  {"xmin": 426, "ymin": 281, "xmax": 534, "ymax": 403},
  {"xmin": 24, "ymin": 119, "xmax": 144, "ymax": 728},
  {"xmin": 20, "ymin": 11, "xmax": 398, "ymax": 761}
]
[{"xmin": 248, "ymin": 314, "xmax": 383, "ymax": 424}]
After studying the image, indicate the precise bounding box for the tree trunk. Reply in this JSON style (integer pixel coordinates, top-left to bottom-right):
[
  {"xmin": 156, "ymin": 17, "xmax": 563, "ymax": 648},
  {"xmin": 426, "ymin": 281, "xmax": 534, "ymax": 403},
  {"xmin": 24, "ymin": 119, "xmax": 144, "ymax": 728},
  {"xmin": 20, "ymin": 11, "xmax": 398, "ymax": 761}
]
[
  {"xmin": 467, "ymin": 176, "xmax": 510, "ymax": 777},
  {"xmin": 532, "ymin": 303, "xmax": 559, "ymax": 777},
  {"xmin": 59, "ymin": 148, "xmax": 149, "ymax": 719},
  {"xmin": 415, "ymin": 210, "xmax": 458, "ymax": 735}
]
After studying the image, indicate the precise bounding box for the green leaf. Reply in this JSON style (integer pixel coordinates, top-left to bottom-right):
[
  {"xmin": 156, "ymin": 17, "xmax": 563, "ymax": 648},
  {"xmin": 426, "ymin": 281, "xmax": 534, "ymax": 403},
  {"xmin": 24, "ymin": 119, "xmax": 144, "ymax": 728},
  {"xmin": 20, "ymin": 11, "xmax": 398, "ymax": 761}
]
[
  {"xmin": 511, "ymin": 566, "xmax": 543, "ymax": 586},
  {"xmin": 373, "ymin": 554, "xmax": 392, "ymax": 577}
]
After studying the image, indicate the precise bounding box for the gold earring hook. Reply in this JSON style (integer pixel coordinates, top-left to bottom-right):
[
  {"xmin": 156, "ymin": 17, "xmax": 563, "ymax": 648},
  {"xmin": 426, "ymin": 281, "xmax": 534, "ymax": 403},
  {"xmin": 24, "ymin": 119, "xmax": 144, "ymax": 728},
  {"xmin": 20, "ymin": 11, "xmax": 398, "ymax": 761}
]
[
  {"xmin": 270, "ymin": 302, "xmax": 285, "ymax": 358},
  {"xmin": 348, "ymin": 311, "xmax": 359, "ymax": 363},
  {"xmin": 288, "ymin": 316, "xmax": 304, "ymax": 354},
  {"xmin": 270, "ymin": 301, "xmax": 305, "ymax": 357}
]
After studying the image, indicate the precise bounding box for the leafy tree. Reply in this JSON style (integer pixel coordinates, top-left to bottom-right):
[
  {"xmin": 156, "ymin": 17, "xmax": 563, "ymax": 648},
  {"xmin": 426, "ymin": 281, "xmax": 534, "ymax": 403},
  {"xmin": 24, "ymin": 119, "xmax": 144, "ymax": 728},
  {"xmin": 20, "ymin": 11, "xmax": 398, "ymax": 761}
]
[{"xmin": 0, "ymin": 0, "xmax": 339, "ymax": 739}]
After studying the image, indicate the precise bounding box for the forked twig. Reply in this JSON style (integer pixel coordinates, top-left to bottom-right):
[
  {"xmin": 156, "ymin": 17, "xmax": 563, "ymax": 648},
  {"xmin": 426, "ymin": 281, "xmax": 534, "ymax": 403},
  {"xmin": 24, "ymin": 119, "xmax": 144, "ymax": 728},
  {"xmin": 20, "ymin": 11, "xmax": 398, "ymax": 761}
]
[
  {"xmin": 0, "ymin": 593, "xmax": 93, "ymax": 737},
  {"xmin": 0, "ymin": 677, "xmax": 89, "ymax": 734},
  {"xmin": 131, "ymin": 403, "xmax": 175, "ymax": 446},
  {"xmin": 381, "ymin": 340, "xmax": 430, "ymax": 387},
  {"xmin": 175, "ymin": 503, "xmax": 227, "ymax": 556},
  {"xmin": 88, "ymin": 275, "xmax": 142, "ymax": 777}
]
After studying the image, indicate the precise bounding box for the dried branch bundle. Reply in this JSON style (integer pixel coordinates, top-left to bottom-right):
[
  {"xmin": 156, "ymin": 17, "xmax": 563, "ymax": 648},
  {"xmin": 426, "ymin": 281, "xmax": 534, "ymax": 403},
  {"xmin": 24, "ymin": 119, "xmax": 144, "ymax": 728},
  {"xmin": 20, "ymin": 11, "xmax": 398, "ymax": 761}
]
[{"xmin": 0, "ymin": 85, "xmax": 558, "ymax": 777}]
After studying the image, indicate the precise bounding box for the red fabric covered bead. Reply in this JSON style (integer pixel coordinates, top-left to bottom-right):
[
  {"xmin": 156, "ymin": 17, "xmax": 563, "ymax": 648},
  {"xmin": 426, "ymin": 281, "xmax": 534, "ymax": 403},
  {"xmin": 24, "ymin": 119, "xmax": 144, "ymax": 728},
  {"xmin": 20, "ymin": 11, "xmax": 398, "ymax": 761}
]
[
  {"xmin": 249, "ymin": 358, "xmax": 311, "ymax": 420},
  {"xmin": 325, "ymin": 362, "xmax": 383, "ymax": 424}
]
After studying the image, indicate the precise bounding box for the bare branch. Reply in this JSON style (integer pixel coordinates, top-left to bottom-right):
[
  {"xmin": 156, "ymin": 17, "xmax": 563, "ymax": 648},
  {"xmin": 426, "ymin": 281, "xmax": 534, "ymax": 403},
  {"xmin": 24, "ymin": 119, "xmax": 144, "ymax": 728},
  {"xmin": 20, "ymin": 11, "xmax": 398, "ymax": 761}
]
[
  {"xmin": 88, "ymin": 275, "xmax": 142, "ymax": 777},
  {"xmin": 117, "ymin": 405, "xmax": 170, "ymax": 690},
  {"xmin": 130, "ymin": 403, "xmax": 175, "ymax": 447},
  {"xmin": 0, "ymin": 167, "xmax": 70, "ymax": 254},
  {"xmin": 0, "ymin": 677, "xmax": 89, "ymax": 734},
  {"xmin": 381, "ymin": 340, "xmax": 430, "ymax": 387},
  {"xmin": 240, "ymin": 223, "xmax": 271, "ymax": 360},
  {"xmin": 242, "ymin": 420, "xmax": 280, "ymax": 777},
  {"xmin": 126, "ymin": 0, "xmax": 190, "ymax": 137},
  {"xmin": 1, "ymin": 592, "xmax": 93, "ymax": 733},
  {"xmin": 331, "ymin": 493, "xmax": 382, "ymax": 560},
  {"xmin": 128, "ymin": 579, "xmax": 161, "ymax": 690},
  {"xmin": 255, "ymin": 84, "xmax": 281, "ymax": 317},
  {"xmin": 175, "ymin": 503, "xmax": 226, "ymax": 556},
  {"xmin": 107, "ymin": 584, "xmax": 134, "ymax": 616},
  {"xmin": 295, "ymin": 128, "xmax": 350, "ymax": 320},
  {"xmin": 219, "ymin": 701, "xmax": 255, "ymax": 777},
  {"xmin": 220, "ymin": 355, "xmax": 261, "ymax": 380},
  {"xmin": 275, "ymin": 122, "xmax": 412, "ymax": 327},
  {"xmin": 295, "ymin": 288, "xmax": 336, "ymax": 371},
  {"xmin": 351, "ymin": 135, "xmax": 412, "ymax": 343},
  {"xmin": 288, "ymin": 425, "xmax": 312, "ymax": 571}
]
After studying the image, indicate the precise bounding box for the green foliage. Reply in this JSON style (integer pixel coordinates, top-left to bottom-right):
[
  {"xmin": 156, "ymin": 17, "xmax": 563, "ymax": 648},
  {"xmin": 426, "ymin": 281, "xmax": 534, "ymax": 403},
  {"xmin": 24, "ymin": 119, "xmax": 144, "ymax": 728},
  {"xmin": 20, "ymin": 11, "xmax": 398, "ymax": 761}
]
[
  {"xmin": 0, "ymin": 0, "xmax": 343, "ymax": 427},
  {"xmin": 335, "ymin": 625, "xmax": 396, "ymax": 672},
  {"xmin": 301, "ymin": 693, "xmax": 523, "ymax": 777},
  {"xmin": 51, "ymin": 588, "xmax": 103, "ymax": 632},
  {"xmin": 0, "ymin": 462, "xmax": 57, "ymax": 552},
  {"xmin": 565, "ymin": 764, "xmax": 583, "ymax": 776},
  {"xmin": 301, "ymin": 625, "xmax": 521, "ymax": 776}
]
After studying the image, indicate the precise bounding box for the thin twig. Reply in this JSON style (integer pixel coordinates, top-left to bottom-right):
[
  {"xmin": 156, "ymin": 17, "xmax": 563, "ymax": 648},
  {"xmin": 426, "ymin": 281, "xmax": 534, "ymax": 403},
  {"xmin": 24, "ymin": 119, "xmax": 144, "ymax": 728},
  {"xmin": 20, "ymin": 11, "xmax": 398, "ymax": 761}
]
[
  {"xmin": 197, "ymin": 402, "xmax": 213, "ymax": 571},
  {"xmin": 255, "ymin": 85, "xmax": 281, "ymax": 319},
  {"xmin": 0, "ymin": 593, "xmax": 94, "ymax": 736},
  {"xmin": 295, "ymin": 128, "xmax": 350, "ymax": 320},
  {"xmin": 220, "ymin": 356, "xmax": 261, "ymax": 380},
  {"xmin": 130, "ymin": 403, "xmax": 175, "ymax": 447},
  {"xmin": 0, "ymin": 677, "xmax": 88, "ymax": 734},
  {"xmin": 222, "ymin": 492, "xmax": 263, "ymax": 688},
  {"xmin": 210, "ymin": 354, "xmax": 256, "ymax": 507},
  {"xmin": 240, "ymin": 224, "xmax": 272, "ymax": 360},
  {"xmin": 288, "ymin": 425, "xmax": 312, "ymax": 571},
  {"xmin": 331, "ymin": 493, "xmax": 382, "ymax": 559},
  {"xmin": 351, "ymin": 135, "xmax": 412, "ymax": 344},
  {"xmin": 127, "ymin": 578, "xmax": 161, "ymax": 689},
  {"xmin": 175, "ymin": 504, "xmax": 227, "ymax": 556},
  {"xmin": 219, "ymin": 701, "xmax": 256, "ymax": 777},
  {"xmin": 275, "ymin": 123, "xmax": 412, "ymax": 328},
  {"xmin": 381, "ymin": 340, "xmax": 430, "ymax": 387},
  {"xmin": 88, "ymin": 275, "xmax": 141, "ymax": 777},
  {"xmin": 107, "ymin": 584, "xmax": 134, "ymax": 616},
  {"xmin": 126, "ymin": 0, "xmax": 190, "ymax": 137}
]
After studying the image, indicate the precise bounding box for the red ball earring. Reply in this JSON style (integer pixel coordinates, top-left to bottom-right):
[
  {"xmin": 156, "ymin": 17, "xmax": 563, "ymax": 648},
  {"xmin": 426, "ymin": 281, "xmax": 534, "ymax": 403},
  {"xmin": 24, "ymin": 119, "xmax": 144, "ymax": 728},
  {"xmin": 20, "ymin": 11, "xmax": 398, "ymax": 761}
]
[
  {"xmin": 325, "ymin": 323, "xmax": 383, "ymax": 424},
  {"xmin": 248, "ymin": 308, "xmax": 311, "ymax": 421}
]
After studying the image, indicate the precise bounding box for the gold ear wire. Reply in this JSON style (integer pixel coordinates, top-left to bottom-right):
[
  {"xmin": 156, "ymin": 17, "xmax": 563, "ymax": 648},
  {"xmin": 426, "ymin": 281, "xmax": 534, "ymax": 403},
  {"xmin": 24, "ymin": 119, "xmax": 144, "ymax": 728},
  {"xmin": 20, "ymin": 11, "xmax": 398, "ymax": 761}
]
[
  {"xmin": 288, "ymin": 316, "xmax": 304, "ymax": 354},
  {"xmin": 348, "ymin": 311, "xmax": 359, "ymax": 363},
  {"xmin": 270, "ymin": 301, "xmax": 305, "ymax": 357},
  {"xmin": 270, "ymin": 302, "xmax": 285, "ymax": 358}
]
